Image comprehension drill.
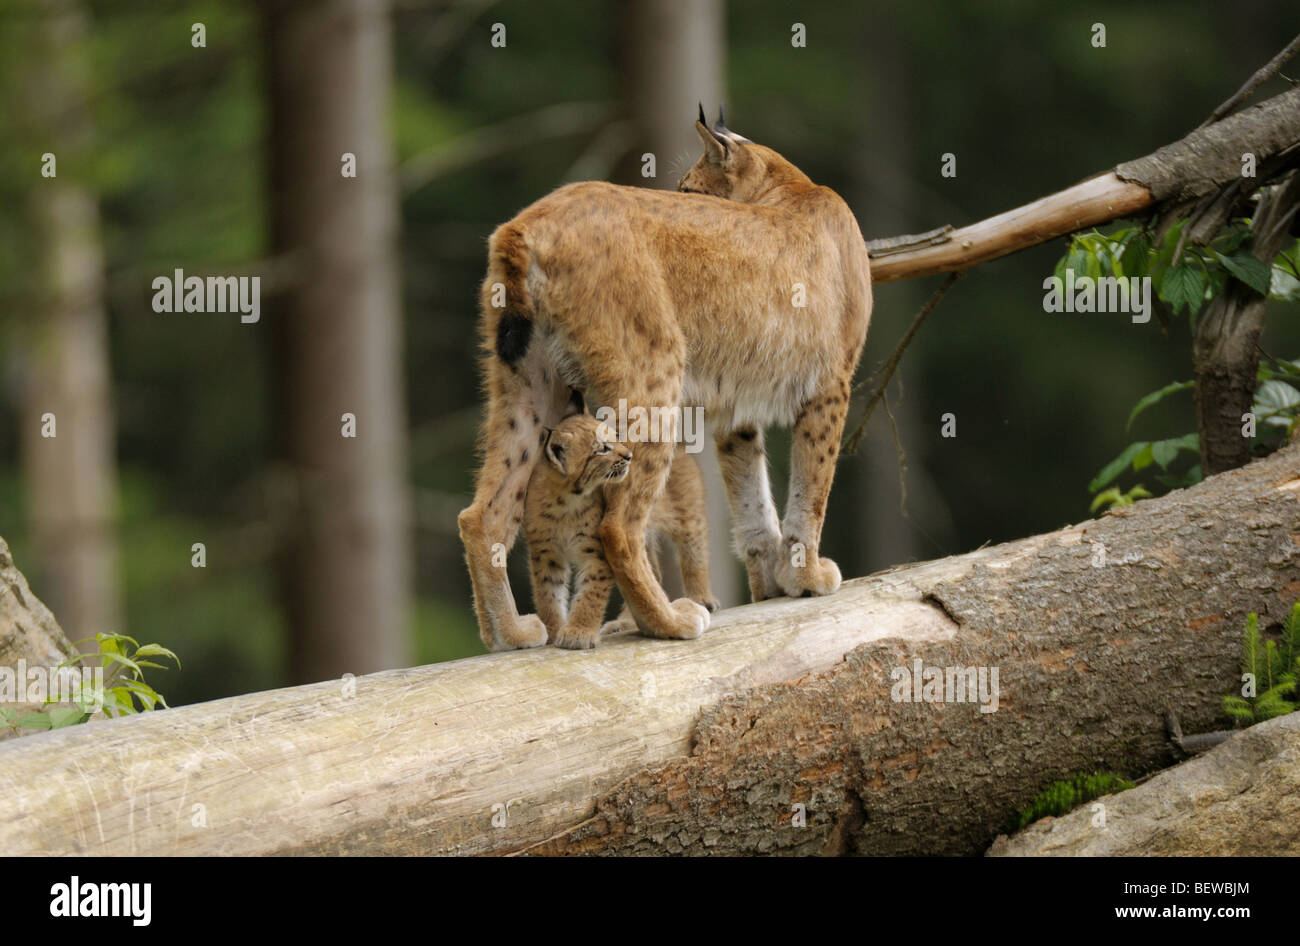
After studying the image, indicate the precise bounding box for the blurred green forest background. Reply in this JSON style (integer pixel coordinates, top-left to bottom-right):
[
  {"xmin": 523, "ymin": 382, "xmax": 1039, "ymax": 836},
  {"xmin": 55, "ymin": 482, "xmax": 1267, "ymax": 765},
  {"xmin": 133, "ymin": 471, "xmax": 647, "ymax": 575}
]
[{"xmin": 1, "ymin": 0, "xmax": 1296, "ymax": 707}]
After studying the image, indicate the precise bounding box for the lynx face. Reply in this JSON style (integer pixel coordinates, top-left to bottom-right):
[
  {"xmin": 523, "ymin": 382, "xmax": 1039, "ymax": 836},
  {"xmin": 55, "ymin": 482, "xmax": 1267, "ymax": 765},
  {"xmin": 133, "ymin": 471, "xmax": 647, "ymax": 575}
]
[{"xmin": 542, "ymin": 414, "xmax": 631, "ymax": 496}]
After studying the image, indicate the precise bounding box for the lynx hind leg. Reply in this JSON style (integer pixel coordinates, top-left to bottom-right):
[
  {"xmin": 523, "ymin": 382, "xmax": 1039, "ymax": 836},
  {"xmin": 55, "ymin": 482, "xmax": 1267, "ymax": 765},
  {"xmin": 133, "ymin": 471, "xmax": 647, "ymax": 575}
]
[
  {"xmin": 458, "ymin": 359, "xmax": 568, "ymax": 651},
  {"xmin": 714, "ymin": 427, "xmax": 783, "ymax": 601},
  {"xmin": 775, "ymin": 376, "xmax": 852, "ymax": 598},
  {"xmin": 659, "ymin": 450, "xmax": 719, "ymax": 612},
  {"xmin": 601, "ymin": 437, "xmax": 709, "ymax": 641}
]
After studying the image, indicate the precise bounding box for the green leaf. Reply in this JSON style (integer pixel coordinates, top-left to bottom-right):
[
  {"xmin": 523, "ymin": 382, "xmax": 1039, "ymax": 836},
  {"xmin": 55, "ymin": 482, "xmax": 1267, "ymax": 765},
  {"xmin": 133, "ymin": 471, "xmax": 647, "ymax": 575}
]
[
  {"xmin": 1132, "ymin": 443, "xmax": 1155, "ymax": 472},
  {"xmin": 1160, "ymin": 264, "xmax": 1208, "ymax": 316},
  {"xmin": 117, "ymin": 678, "xmax": 162, "ymax": 710},
  {"xmin": 1151, "ymin": 439, "xmax": 1179, "ymax": 469},
  {"xmin": 1272, "ymin": 264, "xmax": 1300, "ymax": 301},
  {"xmin": 1119, "ymin": 232, "xmax": 1151, "ymax": 278},
  {"xmin": 96, "ymin": 632, "xmax": 140, "ymax": 649},
  {"xmin": 1212, "ymin": 249, "xmax": 1271, "ymax": 295},
  {"xmin": 132, "ymin": 643, "xmax": 181, "ymax": 669},
  {"xmin": 1150, "ymin": 220, "xmax": 1184, "ymax": 286},
  {"xmin": 1126, "ymin": 380, "xmax": 1194, "ymax": 431},
  {"xmin": 47, "ymin": 707, "xmax": 89, "ymax": 729},
  {"xmin": 95, "ymin": 651, "xmax": 143, "ymax": 678},
  {"xmin": 1068, "ymin": 244, "xmax": 1091, "ymax": 282},
  {"xmin": 1255, "ymin": 380, "xmax": 1300, "ymax": 416},
  {"xmin": 101, "ymin": 688, "xmax": 134, "ymax": 717},
  {"xmin": 1090, "ymin": 488, "xmax": 1122, "ymax": 512},
  {"xmin": 16, "ymin": 712, "xmax": 52, "ymax": 730},
  {"xmin": 1089, "ymin": 442, "xmax": 1149, "ymax": 492}
]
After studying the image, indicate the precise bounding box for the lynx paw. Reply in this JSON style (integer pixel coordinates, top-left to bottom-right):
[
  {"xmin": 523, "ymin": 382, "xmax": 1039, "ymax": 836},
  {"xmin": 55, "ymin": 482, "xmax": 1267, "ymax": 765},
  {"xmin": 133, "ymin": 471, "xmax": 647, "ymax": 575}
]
[
  {"xmin": 694, "ymin": 592, "xmax": 721, "ymax": 613},
  {"xmin": 776, "ymin": 554, "xmax": 842, "ymax": 598},
  {"xmin": 495, "ymin": 613, "xmax": 549, "ymax": 650},
  {"xmin": 553, "ymin": 624, "xmax": 601, "ymax": 650},
  {"xmin": 743, "ymin": 543, "xmax": 785, "ymax": 601},
  {"xmin": 600, "ymin": 617, "xmax": 638, "ymax": 637},
  {"xmin": 660, "ymin": 598, "xmax": 710, "ymax": 640}
]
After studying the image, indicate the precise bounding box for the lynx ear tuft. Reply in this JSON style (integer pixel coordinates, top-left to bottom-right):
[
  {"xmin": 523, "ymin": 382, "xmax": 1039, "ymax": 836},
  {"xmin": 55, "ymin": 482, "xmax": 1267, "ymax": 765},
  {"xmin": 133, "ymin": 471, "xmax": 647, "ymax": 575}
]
[
  {"xmin": 698, "ymin": 102, "xmax": 707, "ymax": 126},
  {"xmin": 711, "ymin": 105, "xmax": 750, "ymax": 145},
  {"xmin": 695, "ymin": 117, "xmax": 730, "ymax": 165},
  {"xmin": 545, "ymin": 431, "xmax": 568, "ymax": 473},
  {"xmin": 563, "ymin": 387, "xmax": 585, "ymax": 418}
]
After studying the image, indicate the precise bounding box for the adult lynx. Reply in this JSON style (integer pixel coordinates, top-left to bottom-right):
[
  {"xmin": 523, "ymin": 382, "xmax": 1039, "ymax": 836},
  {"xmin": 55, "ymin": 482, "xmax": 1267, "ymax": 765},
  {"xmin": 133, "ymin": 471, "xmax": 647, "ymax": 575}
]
[{"xmin": 459, "ymin": 109, "xmax": 872, "ymax": 651}]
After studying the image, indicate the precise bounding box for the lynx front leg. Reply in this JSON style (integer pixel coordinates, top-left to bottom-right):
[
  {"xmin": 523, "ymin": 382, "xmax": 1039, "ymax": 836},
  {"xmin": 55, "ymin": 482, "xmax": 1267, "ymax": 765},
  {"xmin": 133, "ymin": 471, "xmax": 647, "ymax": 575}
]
[
  {"xmin": 775, "ymin": 377, "xmax": 852, "ymax": 597},
  {"xmin": 554, "ymin": 559, "xmax": 614, "ymax": 650},
  {"xmin": 601, "ymin": 437, "xmax": 709, "ymax": 640},
  {"xmin": 714, "ymin": 427, "xmax": 783, "ymax": 601},
  {"xmin": 603, "ymin": 535, "xmax": 667, "ymax": 636},
  {"xmin": 526, "ymin": 539, "xmax": 569, "ymax": 643}
]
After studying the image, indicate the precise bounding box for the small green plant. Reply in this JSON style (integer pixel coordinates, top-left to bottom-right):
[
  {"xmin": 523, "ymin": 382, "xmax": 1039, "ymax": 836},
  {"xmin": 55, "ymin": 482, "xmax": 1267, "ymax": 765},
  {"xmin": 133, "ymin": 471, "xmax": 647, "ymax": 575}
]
[
  {"xmin": 1059, "ymin": 223, "xmax": 1300, "ymax": 513},
  {"xmin": 1010, "ymin": 772, "xmax": 1135, "ymax": 833},
  {"xmin": 1089, "ymin": 484, "xmax": 1153, "ymax": 513},
  {"xmin": 0, "ymin": 633, "xmax": 180, "ymax": 734},
  {"xmin": 1222, "ymin": 605, "xmax": 1299, "ymax": 726}
]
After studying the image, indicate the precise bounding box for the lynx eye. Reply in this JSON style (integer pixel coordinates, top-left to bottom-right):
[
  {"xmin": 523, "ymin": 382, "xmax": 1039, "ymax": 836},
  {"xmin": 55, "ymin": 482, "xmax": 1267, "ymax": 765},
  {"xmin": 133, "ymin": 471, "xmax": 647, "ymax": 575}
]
[{"xmin": 595, "ymin": 443, "xmax": 611, "ymax": 454}]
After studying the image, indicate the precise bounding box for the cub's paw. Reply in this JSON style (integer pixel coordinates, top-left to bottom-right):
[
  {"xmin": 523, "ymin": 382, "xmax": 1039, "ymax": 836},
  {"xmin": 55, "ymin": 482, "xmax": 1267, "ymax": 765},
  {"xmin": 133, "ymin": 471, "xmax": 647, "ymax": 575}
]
[
  {"xmin": 554, "ymin": 624, "xmax": 601, "ymax": 650},
  {"xmin": 496, "ymin": 613, "xmax": 549, "ymax": 650},
  {"xmin": 694, "ymin": 592, "xmax": 721, "ymax": 613},
  {"xmin": 776, "ymin": 554, "xmax": 842, "ymax": 598},
  {"xmin": 600, "ymin": 617, "xmax": 638, "ymax": 637}
]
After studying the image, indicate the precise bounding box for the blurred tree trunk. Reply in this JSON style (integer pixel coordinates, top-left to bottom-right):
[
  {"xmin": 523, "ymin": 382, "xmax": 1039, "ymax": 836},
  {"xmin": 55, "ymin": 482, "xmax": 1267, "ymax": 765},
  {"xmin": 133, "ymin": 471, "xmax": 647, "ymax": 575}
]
[
  {"xmin": 617, "ymin": 0, "xmax": 741, "ymax": 607},
  {"xmin": 264, "ymin": 0, "xmax": 411, "ymax": 683},
  {"xmin": 18, "ymin": 0, "xmax": 122, "ymax": 649},
  {"xmin": 845, "ymin": 8, "xmax": 925, "ymax": 577}
]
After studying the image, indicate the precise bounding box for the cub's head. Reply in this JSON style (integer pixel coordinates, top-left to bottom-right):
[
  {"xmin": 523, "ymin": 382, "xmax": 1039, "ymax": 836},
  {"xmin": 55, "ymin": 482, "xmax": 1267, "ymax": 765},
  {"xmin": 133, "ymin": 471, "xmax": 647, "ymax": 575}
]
[
  {"xmin": 677, "ymin": 105, "xmax": 809, "ymax": 204},
  {"xmin": 541, "ymin": 413, "xmax": 632, "ymax": 495}
]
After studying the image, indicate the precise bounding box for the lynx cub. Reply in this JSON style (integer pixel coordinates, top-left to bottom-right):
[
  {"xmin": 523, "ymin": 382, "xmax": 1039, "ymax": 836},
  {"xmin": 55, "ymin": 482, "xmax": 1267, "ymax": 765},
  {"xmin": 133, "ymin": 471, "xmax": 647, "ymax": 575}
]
[{"xmin": 525, "ymin": 411, "xmax": 717, "ymax": 650}]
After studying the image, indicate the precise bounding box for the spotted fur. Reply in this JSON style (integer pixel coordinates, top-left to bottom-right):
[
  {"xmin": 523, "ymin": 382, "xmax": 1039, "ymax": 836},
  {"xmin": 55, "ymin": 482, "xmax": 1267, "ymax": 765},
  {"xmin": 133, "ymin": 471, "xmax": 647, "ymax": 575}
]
[{"xmin": 524, "ymin": 413, "xmax": 717, "ymax": 650}]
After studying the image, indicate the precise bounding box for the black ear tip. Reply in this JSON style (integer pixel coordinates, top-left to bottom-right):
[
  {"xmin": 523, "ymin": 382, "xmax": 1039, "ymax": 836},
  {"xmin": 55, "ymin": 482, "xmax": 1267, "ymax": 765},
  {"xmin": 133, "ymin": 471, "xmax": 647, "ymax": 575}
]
[
  {"xmin": 717, "ymin": 104, "xmax": 726, "ymax": 128},
  {"xmin": 697, "ymin": 102, "xmax": 706, "ymax": 124}
]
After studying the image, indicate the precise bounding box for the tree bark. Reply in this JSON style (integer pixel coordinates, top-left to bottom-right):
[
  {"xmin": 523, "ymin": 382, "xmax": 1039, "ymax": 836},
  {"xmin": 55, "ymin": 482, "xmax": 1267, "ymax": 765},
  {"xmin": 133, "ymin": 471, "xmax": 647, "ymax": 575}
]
[
  {"xmin": 264, "ymin": 0, "xmax": 411, "ymax": 683},
  {"xmin": 1193, "ymin": 172, "xmax": 1300, "ymax": 474},
  {"xmin": 0, "ymin": 535, "xmax": 77, "ymax": 740},
  {"xmin": 1, "ymin": 443, "xmax": 1295, "ymax": 855},
  {"xmin": 17, "ymin": 0, "xmax": 122, "ymax": 649},
  {"xmin": 988, "ymin": 712, "xmax": 1300, "ymax": 856}
]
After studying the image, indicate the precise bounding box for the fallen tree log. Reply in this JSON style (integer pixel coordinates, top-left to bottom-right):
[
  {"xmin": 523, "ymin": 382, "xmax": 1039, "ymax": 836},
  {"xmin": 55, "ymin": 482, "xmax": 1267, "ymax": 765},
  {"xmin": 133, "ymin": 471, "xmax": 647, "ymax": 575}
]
[
  {"xmin": 0, "ymin": 444, "xmax": 1297, "ymax": 855},
  {"xmin": 987, "ymin": 712, "xmax": 1300, "ymax": 856},
  {"xmin": 866, "ymin": 84, "xmax": 1300, "ymax": 282}
]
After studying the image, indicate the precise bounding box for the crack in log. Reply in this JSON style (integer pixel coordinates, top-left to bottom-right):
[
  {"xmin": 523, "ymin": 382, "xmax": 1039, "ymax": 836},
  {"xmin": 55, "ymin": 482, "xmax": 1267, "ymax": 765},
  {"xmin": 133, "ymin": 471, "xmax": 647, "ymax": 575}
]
[{"xmin": 921, "ymin": 592, "xmax": 962, "ymax": 629}]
